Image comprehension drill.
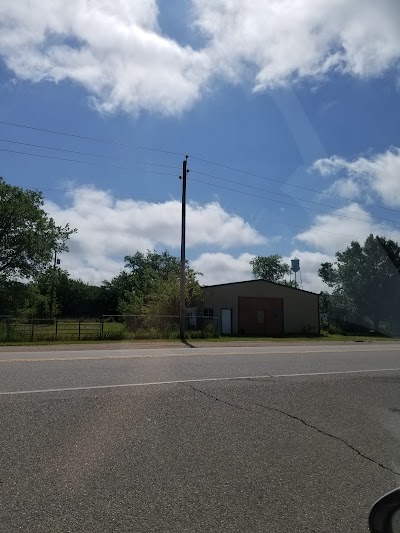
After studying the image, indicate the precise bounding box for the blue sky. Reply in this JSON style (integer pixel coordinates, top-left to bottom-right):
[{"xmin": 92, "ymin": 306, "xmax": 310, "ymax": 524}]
[{"xmin": 1, "ymin": 1, "xmax": 400, "ymax": 290}]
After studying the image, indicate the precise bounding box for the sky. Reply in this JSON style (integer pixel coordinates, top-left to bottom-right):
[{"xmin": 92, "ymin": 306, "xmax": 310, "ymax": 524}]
[{"xmin": 1, "ymin": 0, "xmax": 400, "ymax": 292}]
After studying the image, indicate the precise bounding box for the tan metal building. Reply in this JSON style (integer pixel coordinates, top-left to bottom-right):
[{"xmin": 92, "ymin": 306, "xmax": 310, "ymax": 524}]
[{"xmin": 202, "ymin": 280, "xmax": 320, "ymax": 336}]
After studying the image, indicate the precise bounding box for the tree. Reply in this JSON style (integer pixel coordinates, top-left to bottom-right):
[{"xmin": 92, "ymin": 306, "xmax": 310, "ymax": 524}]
[
  {"xmin": 318, "ymin": 234, "xmax": 400, "ymax": 331},
  {"xmin": 0, "ymin": 178, "xmax": 75, "ymax": 280},
  {"xmin": 36, "ymin": 268, "xmax": 104, "ymax": 318},
  {"xmin": 250, "ymin": 255, "xmax": 290, "ymax": 283},
  {"xmin": 108, "ymin": 250, "xmax": 203, "ymax": 316},
  {"xmin": 0, "ymin": 280, "xmax": 29, "ymax": 316},
  {"xmin": 143, "ymin": 270, "xmax": 203, "ymax": 317}
]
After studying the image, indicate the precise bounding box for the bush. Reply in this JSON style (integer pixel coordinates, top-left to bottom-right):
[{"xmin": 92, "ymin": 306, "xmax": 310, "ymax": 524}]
[
  {"xmin": 99, "ymin": 329, "xmax": 127, "ymax": 341},
  {"xmin": 327, "ymin": 324, "xmax": 343, "ymax": 335}
]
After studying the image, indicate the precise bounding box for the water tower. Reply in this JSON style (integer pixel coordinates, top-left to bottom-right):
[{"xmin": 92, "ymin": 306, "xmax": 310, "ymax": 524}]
[{"xmin": 290, "ymin": 257, "xmax": 302, "ymax": 289}]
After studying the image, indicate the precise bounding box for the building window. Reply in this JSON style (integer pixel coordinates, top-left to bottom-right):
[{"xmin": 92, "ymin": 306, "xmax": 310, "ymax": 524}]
[{"xmin": 204, "ymin": 308, "xmax": 214, "ymax": 317}]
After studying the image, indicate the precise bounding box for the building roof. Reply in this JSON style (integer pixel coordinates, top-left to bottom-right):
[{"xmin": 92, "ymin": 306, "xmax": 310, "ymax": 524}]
[{"xmin": 202, "ymin": 278, "xmax": 320, "ymax": 296}]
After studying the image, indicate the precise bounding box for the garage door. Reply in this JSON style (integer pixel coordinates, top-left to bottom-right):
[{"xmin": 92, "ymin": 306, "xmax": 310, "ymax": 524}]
[{"xmin": 238, "ymin": 297, "xmax": 283, "ymax": 336}]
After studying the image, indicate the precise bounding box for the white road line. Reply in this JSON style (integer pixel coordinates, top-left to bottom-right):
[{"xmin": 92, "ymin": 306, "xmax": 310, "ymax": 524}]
[
  {"xmin": 273, "ymin": 368, "xmax": 400, "ymax": 377},
  {"xmin": 1, "ymin": 346, "xmax": 400, "ymax": 363},
  {"xmin": 1, "ymin": 367, "xmax": 400, "ymax": 396}
]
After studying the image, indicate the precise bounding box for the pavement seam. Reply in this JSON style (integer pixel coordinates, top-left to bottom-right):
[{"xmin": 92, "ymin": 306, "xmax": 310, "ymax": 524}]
[{"xmin": 184, "ymin": 383, "xmax": 400, "ymax": 478}]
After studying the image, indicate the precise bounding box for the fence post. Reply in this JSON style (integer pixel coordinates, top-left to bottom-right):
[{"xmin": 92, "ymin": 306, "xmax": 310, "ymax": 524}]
[
  {"xmin": 31, "ymin": 319, "xmax": 34, "ymax": 342},
  {"xmin": 78, "ymin": 320, "xmax": 81, "ymax": 341},
  {"xmin": 101, "ymin": 317, "xmax": 104, "ymax": 339},
  {"xmin": 55, "ymin": 319, "xmax": 58, "ymax": 340}
]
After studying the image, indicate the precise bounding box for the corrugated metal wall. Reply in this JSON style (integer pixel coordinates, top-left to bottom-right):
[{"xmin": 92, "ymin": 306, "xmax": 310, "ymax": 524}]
[{"xmin": 202, "ymin": 280, "xmax": 319, "ymax": 335}]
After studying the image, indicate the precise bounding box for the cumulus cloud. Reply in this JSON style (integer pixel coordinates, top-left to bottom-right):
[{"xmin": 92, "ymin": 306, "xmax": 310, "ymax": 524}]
[
  {"xmin": 1, "ymin": 0, "xmax": 399, "ymax": 114},
  {"xmin": 44, "ymin": 186, "xmax": 265, "ymax": 283},
  {"xmin": 296, "ymin": 202, "xmax": 400, "ymax": 255},
  {"xmin": 313, "ymin": 147, "xmax": 400, "ymax": 208},
  {"xmin": 0, "ymin": 0, "xmax": 210, "ymax": 115},
  {"xmin": 195, "ymin": 0, "xmax": 400, "ymax": 89},
  {"xmin": 192, "ymin": 252, "xmax": 255, "ymax": 286}
]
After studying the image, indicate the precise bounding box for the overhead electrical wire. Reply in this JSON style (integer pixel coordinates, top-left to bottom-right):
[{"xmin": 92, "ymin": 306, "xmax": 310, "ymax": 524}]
[
  {"xmin": 2, "ymin": 134, "xmax": 399, "ymax": 228},
  {"xmin": 190, "ymin": 156, "xmax": 400, "ymax": 215},
  {"xmin": 1, "ymin": 119, "xmax": 400, "ymax": 230},
  {"xmin": 189, "ymin": 176, "xmax": 400, "ymax": 231},
  {"xmin": 2, "ymin": 144, "xmax": 399, "ymax": 230},
  {"xmin": 0, "ymin": 147, "xmax": 177, "ymax": 177},
  {"xmin": 0, "ymin": 138, "xmax": 180, "ymax": 170},
  {"xmin": 0, "ymin": 120, "xmax": 184, "ymax": 157},
  {"xmin": 189, "ymin": 169, "xmax": 400, "ymax": 226},
  {"xmin": 2, "ymin": 118, "xmax": 399, "ymax": 216}
]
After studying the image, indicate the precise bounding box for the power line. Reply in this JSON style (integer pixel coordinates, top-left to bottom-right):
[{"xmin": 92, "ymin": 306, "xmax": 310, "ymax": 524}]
[
  {"xmin": 0, "ymin": 147, "xmax": 178, "ymax": 177},
  {"xmin": 189, "ymin": 172, "xmax": 400, "ymax": 227},
  {"xmin": 3, "ymin": 138, "xmax": 396, "ymax": 227},
  {"xmin": 0, "ymin": 120, "xmax": 183, "ymax": 157},
  {"xmin": 189, "ymin": 176, "xmax": 400, "ymax": 230},
  {"xmin": 0, "ymin": 139, "xmax": 180, "ymax": 170},
  {"xmin": 3, "ymin": 119, "xmax": 399, "ymax": 217},
  {"xmin": 190, "ymin": 157, "xmax": 400, "ymax": 215},
  {"xmin": 190, "ymin": 169, "xmax": 400, "ymax": 226}
]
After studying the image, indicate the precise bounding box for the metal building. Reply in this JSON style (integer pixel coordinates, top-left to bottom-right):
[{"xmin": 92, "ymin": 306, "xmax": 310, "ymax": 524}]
[{"xmin": 202, "ymin": 280, "xmax": 320, "ymax": 336}]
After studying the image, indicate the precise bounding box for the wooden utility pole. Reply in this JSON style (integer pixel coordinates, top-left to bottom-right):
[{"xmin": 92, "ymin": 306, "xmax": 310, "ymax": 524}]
[
  {"xmin": 49, "ymin": 250, "xmax": 57, "ymax": 319},
  {"xmin": 179, "ymin": 156, "xmax": 188, "ymax": 340}
]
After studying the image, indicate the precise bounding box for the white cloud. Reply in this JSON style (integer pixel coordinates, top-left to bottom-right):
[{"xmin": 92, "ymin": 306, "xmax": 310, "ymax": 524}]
[
  {"xmin": 0, "ymin": 0, "xmax": 210, "ymax": 115},
  {"xmin": 313, "ymin": 147, "xmax": 400, "ymax": 207},
  {"xmin": 0, "ymin": 0, "xmax": 399, "ymax": 115},
  {"xmin": 45, "ymin": 186, "xmax": 265, "ymax": 284},
  {"xmin": 324, "ymin": 178, "xmax": 362, "ymax": 200},
  {"xmin": 194, "ymin": 0, "xmax": 400, "ymax": 89},
  {"xmin": 192, "ymin": 252, "xmax": 255, "ymax": 286},
  {"xmin": 296, "ymin": 202, "xmax": 400, "ymax": 255}
]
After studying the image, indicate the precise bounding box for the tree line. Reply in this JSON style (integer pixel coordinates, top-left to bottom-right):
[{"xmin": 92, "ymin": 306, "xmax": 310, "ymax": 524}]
[{"xmin": 1, "ymin": 178, "xmax": 400, "ymax": 335}]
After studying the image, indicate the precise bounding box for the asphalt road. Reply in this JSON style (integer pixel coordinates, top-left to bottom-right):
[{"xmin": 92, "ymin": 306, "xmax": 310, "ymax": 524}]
[{"xmin": 1, "ymin": 342, "xmax": 400, "ymax": 532}]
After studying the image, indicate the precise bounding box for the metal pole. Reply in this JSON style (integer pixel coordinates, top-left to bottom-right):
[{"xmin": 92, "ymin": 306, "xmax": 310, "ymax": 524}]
[{"xmin": 179, "ymin": 156, "xmax": 188, "ymax": 340}]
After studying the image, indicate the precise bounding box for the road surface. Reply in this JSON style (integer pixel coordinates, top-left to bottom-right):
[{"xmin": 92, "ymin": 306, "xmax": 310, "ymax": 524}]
[{"xmin": 1, "ymin": 342, "xmax": 400, "ymax": 532}]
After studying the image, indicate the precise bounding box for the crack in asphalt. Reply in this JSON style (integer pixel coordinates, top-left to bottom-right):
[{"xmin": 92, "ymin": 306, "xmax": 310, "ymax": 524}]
[
  {"xmin": 184, "ymin": 383, "xmax": 400, "ymax": 478},
  {"xmin": 252, "ymin": 401, "xmax": 400, "ymax": 477},
  {"xmin": 184, "ymin": 383, "xmax": 257, "ymax": 415}
]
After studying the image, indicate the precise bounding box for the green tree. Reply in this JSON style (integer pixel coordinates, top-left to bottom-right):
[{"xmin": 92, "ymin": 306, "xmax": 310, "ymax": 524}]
[
  {"xmin": 19, "ymin": 283, "xmax": 54, "ymax": 318},
  {"xmin": 106, "ymin": 250, "xmax": 202, "ymax": 315},
  {"xmin": 144, "ymin": 270, "xmax": 203, "ymax": 316},
  {"xmin": 318, "ymin": 234, "xmax": 400, "ymax": 331},
  {"xmin": 36, "ymin": 268, "xmax": 104, "ymax": 317},
  {"xmin": 250, "ymin": 255, "xmax": 290, "ymax": 283},
  {"xmin": 0, "ymin": 280, "xmax": 29, "ymax": 316},
  {"xmin": 0, "ymin": 178, "xmax": 75, "ymax": 280}
]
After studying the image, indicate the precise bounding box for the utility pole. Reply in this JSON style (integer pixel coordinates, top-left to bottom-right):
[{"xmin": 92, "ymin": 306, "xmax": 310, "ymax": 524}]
[
  {"xmin": 49, "ymin": 250, "xmax": 57, "ymax": 319},
  {"xmin": 179, "ymin": 156, "xmax": 188, "ymax": 340},
  {"xmin": 49, "ymin": 250, "xmax": 60, "ymax": 319}
]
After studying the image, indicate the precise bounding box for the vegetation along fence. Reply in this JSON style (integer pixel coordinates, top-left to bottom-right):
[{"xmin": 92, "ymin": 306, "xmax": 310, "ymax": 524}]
[{"xmin": 0, "ymin": 315, "xmax": 219, "ymax": 342}]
